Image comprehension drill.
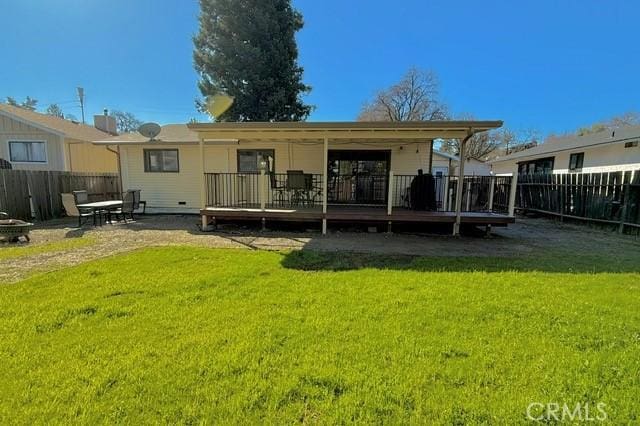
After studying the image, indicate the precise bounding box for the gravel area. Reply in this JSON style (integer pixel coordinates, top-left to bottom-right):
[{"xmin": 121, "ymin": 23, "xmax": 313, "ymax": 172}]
[{"xmin": 1, "ymin": 214, "xmax": 638, "ymax": 283}]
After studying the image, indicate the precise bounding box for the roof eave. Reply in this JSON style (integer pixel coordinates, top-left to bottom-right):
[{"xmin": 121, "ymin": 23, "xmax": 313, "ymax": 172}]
[{"xmin": 0, "ymin": 109, "xmax": 66, "ymax": 138}]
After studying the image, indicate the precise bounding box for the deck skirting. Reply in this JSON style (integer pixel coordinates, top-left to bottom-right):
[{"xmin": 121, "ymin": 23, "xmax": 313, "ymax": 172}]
[{"xmin": 200, "ymin": 206, "xmax": 515, "ymax": 228}]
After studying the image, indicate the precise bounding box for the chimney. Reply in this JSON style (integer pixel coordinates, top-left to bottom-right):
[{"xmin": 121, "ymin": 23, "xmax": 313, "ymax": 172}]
[{"xmin": 93, "ymin": 109, "xmax": 118, "ymax": 135}]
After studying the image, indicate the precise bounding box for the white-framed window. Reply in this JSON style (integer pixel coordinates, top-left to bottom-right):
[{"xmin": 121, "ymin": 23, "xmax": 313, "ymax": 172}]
[
  {"xmin": 143, "ymin": 149, "xmax": 179, "ymax": 173},
  {"xmin": 8, "ymin": 141, "xmax": 47, "ymax": 163},
  {"xmin": 237, "ymin": 149, "xmax": 275, "ymax": 173}
]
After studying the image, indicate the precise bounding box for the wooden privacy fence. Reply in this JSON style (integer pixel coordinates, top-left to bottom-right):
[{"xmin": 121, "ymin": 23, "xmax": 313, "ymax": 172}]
[
  {"xmin": 0, "ymin": 170, "xmax": 120, "ymax": 221},
  {"xmin": 517, "ymin": 170, "xmax": 640, "ymax": 232}
]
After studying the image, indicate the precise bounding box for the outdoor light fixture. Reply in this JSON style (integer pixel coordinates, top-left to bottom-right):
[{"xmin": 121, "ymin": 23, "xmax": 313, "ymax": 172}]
[{"xmin": 258, "ymin": 159, "xmax": 268, "ymax": 171}]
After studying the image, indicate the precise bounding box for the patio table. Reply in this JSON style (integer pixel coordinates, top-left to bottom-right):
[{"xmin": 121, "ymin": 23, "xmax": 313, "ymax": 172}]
[{"xmin": 76, "ymin": 200, "xmax": 123, "ymax": 226}]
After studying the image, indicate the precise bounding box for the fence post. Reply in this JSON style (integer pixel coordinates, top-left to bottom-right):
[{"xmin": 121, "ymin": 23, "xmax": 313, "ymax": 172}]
[
  {"xmin": 508, "ymin": 173, "xmax": 518, "ymax": 217},
  {"xmin": 618, "ymin": 171, "xmax": 633, "ymax": 234},
  {"xmin": 387, "ymin": 171, "xmax": 394, "ymax": 216},
  {"xmin": 488, "ymin": 176, "xmax": 495, "ymax": 212},
  {"xmin": 259, "ymin": 169, "xmax": 266, "ymax": 211}
]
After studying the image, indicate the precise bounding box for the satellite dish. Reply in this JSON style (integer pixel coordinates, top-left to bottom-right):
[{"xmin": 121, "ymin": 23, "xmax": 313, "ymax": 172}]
[
  {"xmin": 206, "ymin": 94, "xmax": 234, "ymax": 118},
  {"xmin": 138, "ymin": 122, "xmax": 161, "ymax": 140}
]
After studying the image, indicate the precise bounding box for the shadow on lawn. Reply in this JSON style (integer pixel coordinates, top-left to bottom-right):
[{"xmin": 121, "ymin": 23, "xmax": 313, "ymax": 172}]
[{"xmin": 280, "ymin": 250, "xmax": 640, "ymax": 274}]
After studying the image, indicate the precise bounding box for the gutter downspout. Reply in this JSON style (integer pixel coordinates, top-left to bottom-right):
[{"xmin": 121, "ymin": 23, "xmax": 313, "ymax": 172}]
[
  {"xmin": 428, "ymin": 140, "xmax": 434, "ymax": 174},
  {"xmin": 106, "ymin": 145, "xmax": 123, "ymax": 195}
]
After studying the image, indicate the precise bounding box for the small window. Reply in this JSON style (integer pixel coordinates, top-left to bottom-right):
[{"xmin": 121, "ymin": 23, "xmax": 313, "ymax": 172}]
[
  {"xmin": 624, "ymin": 141, "xmax": 638, "ymax": 148},
  {"xmin": 237, "ymin": 149, "xmax": 275, "ymax": 173},
  {"xmin": 144, "ymin": 149, "xmax": 179, "ymax": 172},
  {"xmin": 9, "ymin": 141, "xmax": 47, "ymax": 163},
  {"xmin": 568, "ymin": 152, "xmax": 584, "ymax": 172}
]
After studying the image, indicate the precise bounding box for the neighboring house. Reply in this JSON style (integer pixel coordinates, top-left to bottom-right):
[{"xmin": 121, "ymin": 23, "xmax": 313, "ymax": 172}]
[
  {"xmin": 491, "ymin": 125, "xmax": 640, "ymax": 175},
  {"xmin": 0, "ymin": 104, "xmax": 118, "ymax": 172},
  {"xmin": 432, "ymin": 150, "xmax": 491, "ymax": 176},
  {"xmin": 95, "ymin": 120, "xmax": 515, "ymax": 236}
]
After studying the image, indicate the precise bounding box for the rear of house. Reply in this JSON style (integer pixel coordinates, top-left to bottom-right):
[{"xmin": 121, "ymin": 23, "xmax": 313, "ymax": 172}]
[
  {"xmin": 95, "ymin": 121, "xmax": 516, "ymax": 236},
  {"xmin": 97, "ymin": 124, "xmax": 435, "ymax": 213},
  {"xmin": 0, "ymin": 104, "xmax": 117, "ymax": 172},
  {"xmin": 491, "ymin": 125, "xmax": 640, "ymax": 175}
]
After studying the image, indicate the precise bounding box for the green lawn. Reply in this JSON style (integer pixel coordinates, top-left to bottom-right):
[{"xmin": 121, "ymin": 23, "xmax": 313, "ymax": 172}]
[
  {"xmin": 0, "ymin": 237, "xmax": 94, "ymax": 261},
  {"xmin": 1, "ymin": 247, "xmax": 638, "ymax": 423}
]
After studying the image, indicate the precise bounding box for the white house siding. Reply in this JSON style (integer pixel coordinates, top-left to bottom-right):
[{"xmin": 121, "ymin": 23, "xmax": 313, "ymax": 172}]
[
  {"xmin": 491, "ymin": 141, "xmax": 640, "ymax": 175},
  {"xmin": 0, "ymin": 114, "xmax": 66, "ymax": 170},
  {"xmin": 121, "ymin": 141, "xmax": 433, "ymax": 213},
  {"xmin": 432, "ymin": 155, "xmax": 491, "ymax": 176},
  {"xmin": 121, "ymin": 144, "xmax": 202, "ymax": 213},
  {"xmin": 203, "ymin": 141, "xmax": 432, "ymax": 175}
]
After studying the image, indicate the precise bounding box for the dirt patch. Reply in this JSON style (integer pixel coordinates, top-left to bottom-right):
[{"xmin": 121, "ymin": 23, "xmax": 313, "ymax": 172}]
[{"xmin": 1, "ymin": 214, "xmax": 638, "ymax": 283}]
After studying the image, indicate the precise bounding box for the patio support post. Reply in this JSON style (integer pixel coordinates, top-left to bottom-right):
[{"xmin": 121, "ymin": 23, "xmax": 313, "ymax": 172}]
[
  {"xmin": 453, "ymin": 130, "xmax": 472, "ymax": 236},
  {"xmin": 488, "ymin": 175, "xmax": 496, "ymax": 212},
  {"xmin": 322, "ymin": 136, "xmax": 329, "ymax": 235},
  {"xmin": 199, "ymin": 138, "xmax": 213, "ymax": 231},
  {"xmin": 387, "ymin": 171, "xmax": 394, "ymax": 216},
  {"xmin": 199, "ymin": 138, "xmax": 206, "ymax": 209},
  {"xmin": 259, "ymin": 169, "xmax": 266, "ymax": 211},
  {"xmin": 508, "ymin": 169, "xmax": 519, "ymax": 217}
]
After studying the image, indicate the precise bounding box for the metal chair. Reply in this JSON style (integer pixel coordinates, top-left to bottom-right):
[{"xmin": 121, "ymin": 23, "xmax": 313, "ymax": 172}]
[
  {"xmin": 61, "ymin": 193, "xmax": 96, "ymax": 227},
  {"xmin": 128, "ymin": 189, "xmax": 146, "ymax": 214},
  {"xmin": 113, "ymin": 190, "xmax": 136, "ymax": 223},
  {"xmin": 269, "ymin": 173, "xmax": 287, "ymax": 206},
  {"xmin": 286, "ymin": 170, "xmax": 307, "ymax": 206},
  {"xmin": 72, "ymin": 190, "xmax": 89, "ymax": 205}
]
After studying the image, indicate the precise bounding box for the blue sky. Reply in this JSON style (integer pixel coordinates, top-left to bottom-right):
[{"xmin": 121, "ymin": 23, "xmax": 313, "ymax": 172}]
[{"xmin": 1, "ymin": 0, "xmax": 638, "ymax": 136}]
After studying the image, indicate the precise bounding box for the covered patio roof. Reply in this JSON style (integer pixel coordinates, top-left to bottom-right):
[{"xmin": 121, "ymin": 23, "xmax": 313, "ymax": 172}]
[{"xmin": 187, "ymin": 120, "xmax": 503, "ymax": 142}]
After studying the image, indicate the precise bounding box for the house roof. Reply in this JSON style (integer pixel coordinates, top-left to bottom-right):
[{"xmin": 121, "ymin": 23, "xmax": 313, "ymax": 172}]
[
  {"xmin": 187, "ymin": 120, "xmax": 502, "ymax": 141},
  {"xmin": 93, "ymin": 124, "xmax": 198, "ymax": 144},
  {"xmin": 0, "ymin": 103, "xmax": 112, "ymax": 141},
  {"xmin": 492, "ymin": 125, "xmax": 640, "ymax": 163},
  {"xmin": 433, "ymin": 150, "xmax": 459, "ymax": 161}
]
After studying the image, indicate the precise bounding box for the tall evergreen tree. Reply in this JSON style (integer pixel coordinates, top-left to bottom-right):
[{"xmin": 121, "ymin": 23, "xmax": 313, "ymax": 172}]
[{"xmin": 193, "ymin": 0, "xmax": 312, "ymax": 121}]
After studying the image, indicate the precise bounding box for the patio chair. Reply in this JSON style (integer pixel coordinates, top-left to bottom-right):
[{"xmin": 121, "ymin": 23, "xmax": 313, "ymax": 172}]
[
  {"xmin": 286, "ymin": 170, "xmax": 307, "ymax": 206},
  {"xmin": 72, "ymin": 190, "xmax": 89, "ymax": 205},
  {"xmin": 112, "ymin": 190, "xmax": 136, "ymax": 223},
  {"xmin": 128, "ymin": 189, "xmax": 146, "ymax": 214},
  {"xmin": 61, "ymin": 193, "xmax": 95, "ymax": 227},
  {"xmin": 304, "ymin": 173, "xmax": 323, "ymax": 206},
  {"xmin": 269, "ymin": 173, "xmax": 287, "ymax": 206}
]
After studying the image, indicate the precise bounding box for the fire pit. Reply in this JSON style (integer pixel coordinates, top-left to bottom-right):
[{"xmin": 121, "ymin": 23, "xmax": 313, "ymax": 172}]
[{"xmin": 0, "ymin": 212, "xmax": 33, "ymax": 242}]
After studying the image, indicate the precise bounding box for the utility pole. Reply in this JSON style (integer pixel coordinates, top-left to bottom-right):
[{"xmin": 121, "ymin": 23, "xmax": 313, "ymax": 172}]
[{"xmin": 77, "ymin": 87, "xmax": 85, "ymax": 123}]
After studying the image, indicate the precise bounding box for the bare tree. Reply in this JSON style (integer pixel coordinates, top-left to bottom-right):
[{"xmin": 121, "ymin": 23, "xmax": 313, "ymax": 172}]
[
  {"xmin": 45, "ymin": 104, "xmax": 65, "ymax": 118},
  {"xmin": 577, "ymin": 111, "xmax": 640, "ymax": 136},
  {"xmin": 440, "ymin": 121, "xmax": 540, "ymax": 161},
  {"xmin": 358, "ymin": 68, "xmax": 448, "ymax": 121},
  {"xmin": 109, "ymin": 110, "xmax": 143, "ymax": 133},
  {"xmin": 440, "ymin": 130, "xmax": 504, "ymax": 161}
]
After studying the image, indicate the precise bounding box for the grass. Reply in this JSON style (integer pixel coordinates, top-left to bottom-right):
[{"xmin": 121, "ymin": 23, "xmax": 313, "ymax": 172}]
[
  {"xmin": 0, "ymin": 237, "xmax": 94, "ymax": 261},
  {"xmin": 0, "ymin": 247, "xmax": 639, "ymax": 423}
]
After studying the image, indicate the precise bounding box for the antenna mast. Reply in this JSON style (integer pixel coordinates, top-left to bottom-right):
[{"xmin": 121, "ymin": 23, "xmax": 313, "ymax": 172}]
[{"xmin": 77, "ymin": 87, "xmax": 85, "ymax": 124}]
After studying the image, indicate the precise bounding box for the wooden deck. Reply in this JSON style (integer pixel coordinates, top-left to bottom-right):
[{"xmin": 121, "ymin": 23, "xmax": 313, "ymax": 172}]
[{"xmin": 201, "ymin": 205, "xmax": 515, "ymax": 227}]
